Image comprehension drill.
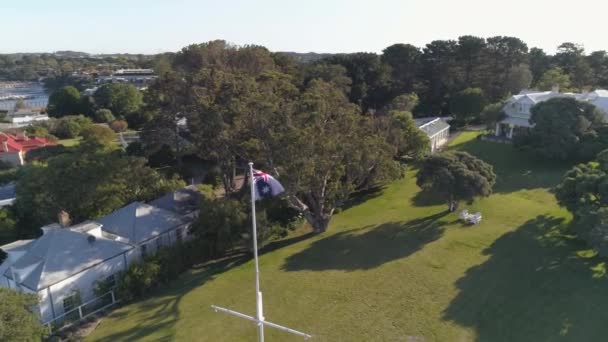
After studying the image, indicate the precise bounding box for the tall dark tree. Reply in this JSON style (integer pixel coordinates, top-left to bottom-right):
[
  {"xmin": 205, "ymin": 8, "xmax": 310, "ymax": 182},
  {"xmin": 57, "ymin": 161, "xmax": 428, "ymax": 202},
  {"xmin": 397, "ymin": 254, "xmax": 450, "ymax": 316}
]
[
  {"xmin": 555, "ymin": 42, "xmax": 593, "ymax": 89},
  {"xmin": 528, "ymin": 47, "xmax": 552, "ymax": 85},
  {"xmin": 47, "ymin": 85, "xmax": 83, "ymax": 117},
  {"xmin": 521, "ymin": 97, "xmax": 606, "ymax": 160},
  {"xmin": 449, "ymin": 87, "xmax": 488, "ymax": 123},
  {"xmin": 417, "ymin": 151, "xmax": 496, "ymax": 211},
  {"xmin": 140, "ymin": 73, "xmax": 189, "ymax": 168},
  {"xmin": 588, "ymin": 51, "xmax": 608, "ymax": 88},
  {"xmin": 419, "ymin": 40, "xmax": 459, "ymax": 114},
  {"xmin": 93, "ymin": 83, "xmax": 144, "ymax": 128},
  {"xmin": 243, "ymin": 80, "xmax": 399, "ymax": 232},
  {"xmin": 456, "ymin": 35, "xmax": 486, "ymax": 86},
  {"xmin": 555, "ymin": 150, "xmax": 608, "ymax": 255},
  {"xmin": 326, "ymin": 53, "xmax": 391, "ymax": 110},
  {"xmin": 381, "ymin": 43, "xmax": 422, "ymax": 96},
  {"xmin": 484, "ymin": 36, "xmax": 528, "ymax": 99}
]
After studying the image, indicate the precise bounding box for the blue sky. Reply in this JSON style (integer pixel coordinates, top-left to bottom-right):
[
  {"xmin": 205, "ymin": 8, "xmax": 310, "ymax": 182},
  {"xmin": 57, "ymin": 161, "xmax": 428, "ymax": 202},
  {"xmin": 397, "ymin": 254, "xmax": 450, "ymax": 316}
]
[{"xmin": 3, "ymin": 0, "xmax": 608, "ymax": 54}]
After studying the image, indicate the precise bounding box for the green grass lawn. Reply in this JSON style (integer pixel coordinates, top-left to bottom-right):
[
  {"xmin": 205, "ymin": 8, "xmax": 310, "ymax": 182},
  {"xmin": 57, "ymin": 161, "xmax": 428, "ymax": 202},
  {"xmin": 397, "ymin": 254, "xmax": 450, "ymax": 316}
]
[
  {"xmin": 87, "ymin": 132, "xmax": 608, "ymax": 342},
  {"xmin": 57, "ymin": 137, "xmax": 81, "ymax": 147}
]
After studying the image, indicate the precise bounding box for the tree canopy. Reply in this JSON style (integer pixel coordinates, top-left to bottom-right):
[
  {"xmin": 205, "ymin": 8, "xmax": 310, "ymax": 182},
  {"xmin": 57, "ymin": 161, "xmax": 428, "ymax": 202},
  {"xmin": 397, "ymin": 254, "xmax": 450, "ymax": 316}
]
[
  {"xmin": 0, "ymin": 288, "xmax": 47, "ymax": 341},
  {"xmin": 416, "ymin": 151, "xmax": 496, "ymax": 211},
  {"xmin": 518, "ymin": 97, "xmax": 606, "ymax": 161},
  {"xmin": 47, "ymin": 85, "xmax": 83, "ymax": 117},
  {"xmin": 536, "ymin": 67, "xmax": 571, "ymax": 91},
  {"xmin": 449, "ymin": 87, "xmax": 487, "ymax": 123},
  {"xmin": 13, "ymin": 144, "xmax": 184, "ymax": 236},
  {"xmin": 555, "ymin": 150, "xmax": 608, "ymax": 255},
  {"xmin": 93, "ymin": 83, "xmax": 144, "ymax": 127}
]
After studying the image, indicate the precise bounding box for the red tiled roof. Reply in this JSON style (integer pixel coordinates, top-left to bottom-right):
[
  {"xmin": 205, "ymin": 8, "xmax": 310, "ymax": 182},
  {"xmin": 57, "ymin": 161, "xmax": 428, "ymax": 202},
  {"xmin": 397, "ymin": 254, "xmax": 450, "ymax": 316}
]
[{"xmin": 0, "ymin": 133, "xmax": 56, "ymax": 154}]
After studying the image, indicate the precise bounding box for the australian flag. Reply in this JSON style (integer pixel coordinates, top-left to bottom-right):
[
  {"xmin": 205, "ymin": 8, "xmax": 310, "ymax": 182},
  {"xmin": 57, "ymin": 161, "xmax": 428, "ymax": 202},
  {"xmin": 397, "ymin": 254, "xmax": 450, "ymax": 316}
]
[{"xmin": 253, "ymin": 169, "xmax": 285, "ymax": 201}]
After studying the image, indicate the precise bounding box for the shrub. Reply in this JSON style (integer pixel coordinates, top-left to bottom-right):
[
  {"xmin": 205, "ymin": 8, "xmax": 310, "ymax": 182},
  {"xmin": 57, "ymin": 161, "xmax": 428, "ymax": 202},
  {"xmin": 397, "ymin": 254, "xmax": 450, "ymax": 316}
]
[
  {"xmin": 190, "ymin": 197, "xmax": 247, "ymax": 257},
  {"xmin": 81, "ymin": 125, "xmax": 115, "ymax": 147},
  {"xmin": 0, "ymin": 248, "xmax": 6, "ymax": 264},
  {"xmin": 50, "ymin": 115, "xmax": 93, "ymax": 139},
  {"xmin": 115, "ymin": 239, "xmax": 207, "ymax": 301},
  {"xmin": 93, "ymin": 109, "xmax": 115, "ymax": 123},
  {"xmin": 0, "ymin": 169, "xmax": 17, "ymax": 185},
  {"xmin": 109, "ymin": 120, "xmax": 128, "ymax": 133},
  {"xmin": 116, "ymin": 260, "xmax": 160, "ymax": 301},
  {"xmin": 24, "ymin": 125, "xmax": 50, "ymax": 138},
  {"xmin": 24, "ymin": 145, "xmax": 69, "ymax": 163}
]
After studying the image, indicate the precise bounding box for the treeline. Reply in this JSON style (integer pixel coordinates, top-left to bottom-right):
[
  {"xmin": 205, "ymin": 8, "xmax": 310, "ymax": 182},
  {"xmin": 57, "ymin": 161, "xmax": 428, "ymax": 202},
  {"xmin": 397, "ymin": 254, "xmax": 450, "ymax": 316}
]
[
  {"xmin": 307, "ymin": 38, "xmax": 608, "ymax": 115},
  {"xmin": 0, "ymin": 53, "xmax": 155, "ymax": 89},
  {"xmin": 150, "ymin": 37, "xmax": 608, "ymax": 117}
]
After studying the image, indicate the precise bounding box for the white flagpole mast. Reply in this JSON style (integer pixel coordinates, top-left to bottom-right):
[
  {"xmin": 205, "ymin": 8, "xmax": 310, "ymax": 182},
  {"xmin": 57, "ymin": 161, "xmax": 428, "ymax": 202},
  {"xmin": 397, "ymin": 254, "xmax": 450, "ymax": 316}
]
[
  {"xmin": 211, "ymin": 163, "xmax": 312, "ymax": 340},
  {"xmin": 249, "ymin": 162, "xmax": 265, "ymax": 342}
]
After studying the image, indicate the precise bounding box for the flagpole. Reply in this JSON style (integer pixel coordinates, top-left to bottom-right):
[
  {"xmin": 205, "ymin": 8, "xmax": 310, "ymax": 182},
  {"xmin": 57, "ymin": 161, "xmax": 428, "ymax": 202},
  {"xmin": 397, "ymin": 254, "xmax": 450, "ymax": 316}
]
[{"xmin": 249, "ymin": 162, "xmax": 264, "ymax": 342}]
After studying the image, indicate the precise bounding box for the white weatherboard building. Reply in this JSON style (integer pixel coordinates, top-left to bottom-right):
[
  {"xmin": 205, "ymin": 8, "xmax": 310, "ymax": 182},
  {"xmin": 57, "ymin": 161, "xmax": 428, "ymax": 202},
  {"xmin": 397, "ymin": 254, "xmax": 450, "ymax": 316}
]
[
  {"xmin": 0, "ymin": 187, "xmax": 199, "ymax": 327},
  {"xmin": 495, "ymin": 89, "xmax": 608, "ymax": 139},
  {"xmin": 416, "ymin": 117, "xmax": 451, "ymax": 153},
  {"xmin": 0, "ymin": 222, "xmax": 135, "ymax": 323}
]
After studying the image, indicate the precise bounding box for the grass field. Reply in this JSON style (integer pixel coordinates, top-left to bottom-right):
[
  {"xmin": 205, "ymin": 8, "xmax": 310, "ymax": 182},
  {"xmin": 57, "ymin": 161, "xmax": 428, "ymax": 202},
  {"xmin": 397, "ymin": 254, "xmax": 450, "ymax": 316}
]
[
  {"xmin": 87, "ymin": 132, "xmax": 608, "ymax": 342},
  {"xmin": 57, "ymin": 137, "xmax": 81, "ymax": 147}
]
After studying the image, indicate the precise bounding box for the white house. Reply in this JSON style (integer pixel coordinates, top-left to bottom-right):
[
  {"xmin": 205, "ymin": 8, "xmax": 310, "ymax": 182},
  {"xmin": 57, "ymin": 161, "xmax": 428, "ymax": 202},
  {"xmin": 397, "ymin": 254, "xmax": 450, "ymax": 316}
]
[
  {"xmin": 0, "ymin": 187, "xmax": 200, "ymax": 328},
  {"xmin": 0, "ymin": 222, "xmax": 135, "ymax": 323},
  {"xmin": 495, "ymin": 88, "xmax": 608, "ymax": 139},
  {"xmin": 415, "ymin": 117, "xmax": 451, "ymax": 153}
]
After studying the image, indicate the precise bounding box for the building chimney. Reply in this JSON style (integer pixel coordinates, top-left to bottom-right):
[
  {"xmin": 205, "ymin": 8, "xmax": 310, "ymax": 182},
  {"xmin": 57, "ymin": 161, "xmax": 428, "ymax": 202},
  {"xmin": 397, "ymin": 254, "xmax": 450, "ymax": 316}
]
[
  {"xmin": 551, "ymin": 85, "xmax": 560, "ymax": 93},
  {"xmin": 41, "ymin": 223, "xmax": 61, "ymax": 235},
  {"xmin": 58, "ymin": 210, "xmax": 71, "ymax": 227},
  {"xmin": 2, "ymin": 141, "xmax": 7, "ymax": 152}
]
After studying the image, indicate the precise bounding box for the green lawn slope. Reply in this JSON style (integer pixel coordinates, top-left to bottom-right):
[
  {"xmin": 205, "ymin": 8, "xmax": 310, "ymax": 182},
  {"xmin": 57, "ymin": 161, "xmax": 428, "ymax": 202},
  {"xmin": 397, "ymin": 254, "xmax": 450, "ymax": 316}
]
[{"xmin": 88, "ymin": 132, "xmax": 608, "ymax": 342}]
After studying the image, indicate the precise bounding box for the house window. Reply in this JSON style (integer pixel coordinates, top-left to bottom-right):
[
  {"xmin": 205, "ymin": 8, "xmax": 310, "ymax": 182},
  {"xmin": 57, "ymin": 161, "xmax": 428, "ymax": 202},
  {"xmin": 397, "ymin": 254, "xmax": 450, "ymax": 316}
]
[
  {"xmin": 105, "ymin": 274, "xmax": 116, "ymax": 288},
  {"xmin": 176, "ymin": 228, "xmax": 183, "ymax": 242},
  {"xmin": 141, "ymin": 244, "xmax": 147, "ymax": 258},
  {"xmin": 63, "ymin": 291, "xmax": 81, "ymax": 313}
]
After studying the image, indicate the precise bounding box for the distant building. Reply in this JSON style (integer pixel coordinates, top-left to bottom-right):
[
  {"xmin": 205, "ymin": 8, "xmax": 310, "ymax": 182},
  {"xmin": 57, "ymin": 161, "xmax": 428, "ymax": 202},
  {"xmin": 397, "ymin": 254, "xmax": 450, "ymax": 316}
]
[
  {"xmin": 6, "ymin": 108, "xmax": 49, "ymax": 127},
  {"xmin": 496, "ymin": 88, "xmax": 608, "ymax": 139},
  {"xmin": 96, "ymin": 68, "xmax": 156, "ymax": 89},
  {"xmin": 415, "ymin": 117, "xmax": 451, "ymax": 153},
  {"xmin": 0, "ymin": 132, "xmax": 56, "ymax": 166}
]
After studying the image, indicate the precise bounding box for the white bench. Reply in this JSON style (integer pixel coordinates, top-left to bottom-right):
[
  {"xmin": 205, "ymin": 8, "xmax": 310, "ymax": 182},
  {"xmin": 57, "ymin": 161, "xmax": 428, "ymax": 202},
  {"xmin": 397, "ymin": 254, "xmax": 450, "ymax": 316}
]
[{"xmin": 460, "ymin": 210, "xmax": 482, "ymax": 225}]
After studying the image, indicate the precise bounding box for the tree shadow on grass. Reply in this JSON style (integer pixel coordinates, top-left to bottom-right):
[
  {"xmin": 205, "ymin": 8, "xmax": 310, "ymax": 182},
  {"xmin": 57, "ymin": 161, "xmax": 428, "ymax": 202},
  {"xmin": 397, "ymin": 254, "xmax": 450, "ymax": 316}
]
[
  {"xmin": 282, "ymin": 211, "xmax": 449, "ymax": 272},
  {"xmin": 411, "ymin": 189, "xmax": 447, "ymax": 207},
  {"xmin": 93, "ymin": 253, "xmax": 248, "ymax": 342},
  {"xmin": 341, "ymin": 186, "xmax": 385, "ymax": 211},
  {"xmin": 443, "ymin": 215, "xmax": 608, "ymax": 341}
]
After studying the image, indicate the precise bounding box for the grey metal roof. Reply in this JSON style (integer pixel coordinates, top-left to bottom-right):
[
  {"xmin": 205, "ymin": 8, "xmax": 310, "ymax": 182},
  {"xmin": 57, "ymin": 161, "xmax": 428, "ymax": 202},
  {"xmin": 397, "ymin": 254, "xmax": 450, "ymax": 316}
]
[
  {"xmin": 3, "ymin": 228, "xmax": 132, "ymax": 290},
  {"xmin": 417, "ymin": 117, "xmax": 450, "ymax": 138},
  {"xmin": 0, "ymin": 183, "xmax": 16, "ymax": 207},
  {"xmin": 0, "ymin": 239, "xmax": 34, "ymax": 252},
  {"xmin": 69, "ymin": 220, "xmax": 103, "ymax": 234},
  {"xmin": 149, "ymin": 185, "xmax": 201, "ymax": 215},
  {"xmin": 98, "ymin": 202, "xmax": 185, "ymax": 245}
]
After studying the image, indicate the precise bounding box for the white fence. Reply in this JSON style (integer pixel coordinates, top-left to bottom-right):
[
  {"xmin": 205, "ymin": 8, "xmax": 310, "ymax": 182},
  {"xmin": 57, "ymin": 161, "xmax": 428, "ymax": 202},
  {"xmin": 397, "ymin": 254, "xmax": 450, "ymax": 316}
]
[{"xmin": 42, "ymin": 290, "xmax": 119, "ymax": 333}]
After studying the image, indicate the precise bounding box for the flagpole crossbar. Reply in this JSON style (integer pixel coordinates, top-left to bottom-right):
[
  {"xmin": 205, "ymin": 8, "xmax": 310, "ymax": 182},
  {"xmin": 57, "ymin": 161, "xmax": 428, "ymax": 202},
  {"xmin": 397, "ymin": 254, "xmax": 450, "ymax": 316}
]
[{"xmin": 211, "ymin": 305, "xmax": 312, "ymax": 340}]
